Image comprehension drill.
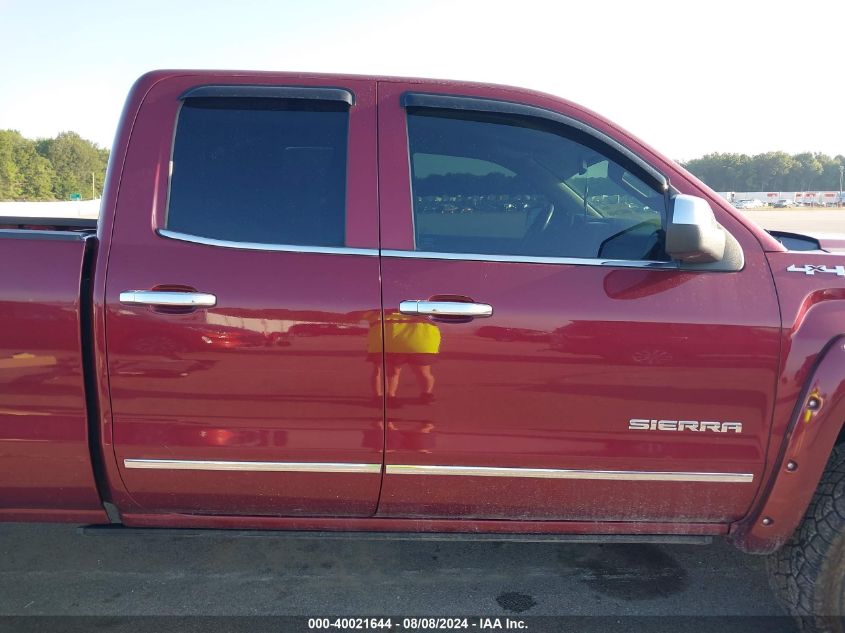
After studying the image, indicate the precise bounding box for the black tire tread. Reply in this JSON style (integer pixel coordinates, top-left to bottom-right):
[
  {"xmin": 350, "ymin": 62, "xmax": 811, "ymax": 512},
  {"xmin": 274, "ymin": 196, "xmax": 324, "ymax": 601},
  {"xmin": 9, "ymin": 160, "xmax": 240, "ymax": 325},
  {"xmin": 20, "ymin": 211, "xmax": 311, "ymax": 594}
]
[{"xmin": 767, "ymin": 444, "xmax": 845, "ymax": 632}]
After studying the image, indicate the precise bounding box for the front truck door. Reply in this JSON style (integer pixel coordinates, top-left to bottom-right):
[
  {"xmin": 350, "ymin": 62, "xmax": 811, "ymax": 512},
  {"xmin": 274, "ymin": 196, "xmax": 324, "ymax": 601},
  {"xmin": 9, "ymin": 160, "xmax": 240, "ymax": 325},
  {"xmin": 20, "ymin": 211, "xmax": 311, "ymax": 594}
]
[
  {"xmin": 376, "ymin": 82, "xmax": 781, "ymax": 522},
  {"xmin": 104, "ymin": 75, "xmax": 383, "ymax": 516}
]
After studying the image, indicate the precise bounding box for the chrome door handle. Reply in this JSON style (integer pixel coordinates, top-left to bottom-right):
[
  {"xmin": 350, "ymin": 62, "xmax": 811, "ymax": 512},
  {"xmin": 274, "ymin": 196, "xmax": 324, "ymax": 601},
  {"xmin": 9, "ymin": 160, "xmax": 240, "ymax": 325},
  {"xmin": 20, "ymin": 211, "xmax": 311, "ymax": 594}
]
[
  {"xmin": 119, "ymin": 290, "xmax": 217, "ymax": 308},
  {"xmin": 399, "ymin": 300, "xmax": 493, "ymax": 318}
]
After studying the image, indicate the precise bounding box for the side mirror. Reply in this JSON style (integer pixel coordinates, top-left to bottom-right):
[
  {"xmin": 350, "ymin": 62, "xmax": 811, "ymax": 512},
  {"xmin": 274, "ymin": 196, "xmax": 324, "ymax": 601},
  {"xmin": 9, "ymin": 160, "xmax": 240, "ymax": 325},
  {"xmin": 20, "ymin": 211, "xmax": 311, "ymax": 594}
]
[{"xmin": 666, "ymin": 194, "xmax": 726, "ymax": 263}]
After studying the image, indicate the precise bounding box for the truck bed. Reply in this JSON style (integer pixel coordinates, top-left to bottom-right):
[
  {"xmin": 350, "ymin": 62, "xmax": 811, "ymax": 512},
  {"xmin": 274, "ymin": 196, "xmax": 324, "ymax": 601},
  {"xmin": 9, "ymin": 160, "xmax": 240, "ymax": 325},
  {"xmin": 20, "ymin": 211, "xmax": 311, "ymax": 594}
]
[{"xmin": 0, "ymin": 229, "xmax": 105, "ymax": 522}]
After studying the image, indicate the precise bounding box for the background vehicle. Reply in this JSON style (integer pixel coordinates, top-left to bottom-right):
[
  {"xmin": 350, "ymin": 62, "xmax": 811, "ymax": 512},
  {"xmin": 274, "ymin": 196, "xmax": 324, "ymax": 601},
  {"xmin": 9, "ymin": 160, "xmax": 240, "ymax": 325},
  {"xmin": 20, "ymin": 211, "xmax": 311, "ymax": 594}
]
[
  {"xmin": 2, "ymin": 70, "xmax": 844, "ymax": 630},
  {"xmin": 773, "ymin": 198, "xmax": 794, "ymax": 208},
  {"xmin": 734, "ymin": 198, "xmax": 765, "ymax": 209}
]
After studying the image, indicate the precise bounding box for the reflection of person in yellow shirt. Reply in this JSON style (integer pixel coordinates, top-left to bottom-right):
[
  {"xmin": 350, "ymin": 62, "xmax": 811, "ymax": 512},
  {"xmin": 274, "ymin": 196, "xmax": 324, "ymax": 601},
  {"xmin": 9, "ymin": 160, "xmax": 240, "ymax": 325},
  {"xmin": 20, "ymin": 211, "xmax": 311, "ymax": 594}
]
[{"xmin": 364, "ymin": 310, "xmax": 441, "ymax": 403}]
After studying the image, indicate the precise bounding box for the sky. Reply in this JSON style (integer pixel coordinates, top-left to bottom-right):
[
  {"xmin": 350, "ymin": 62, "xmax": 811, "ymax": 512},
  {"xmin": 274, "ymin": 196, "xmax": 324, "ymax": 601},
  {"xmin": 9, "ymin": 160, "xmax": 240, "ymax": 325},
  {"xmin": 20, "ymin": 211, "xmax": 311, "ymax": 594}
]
[{"xmin": 0, "ymin": 0, "xmax": 843, "ymax": 161}]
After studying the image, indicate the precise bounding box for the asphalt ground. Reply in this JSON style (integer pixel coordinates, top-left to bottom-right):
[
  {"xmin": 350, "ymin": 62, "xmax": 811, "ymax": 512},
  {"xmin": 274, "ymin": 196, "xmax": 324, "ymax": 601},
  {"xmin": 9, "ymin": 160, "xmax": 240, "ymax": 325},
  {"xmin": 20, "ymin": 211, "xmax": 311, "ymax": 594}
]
[
  {"xmin": 0, "ymin": 522, "xmax": 797, "ymax": 632},
  {"xmin": 741, "ymin": 208, "xmax": 845, "ymax": 235}
]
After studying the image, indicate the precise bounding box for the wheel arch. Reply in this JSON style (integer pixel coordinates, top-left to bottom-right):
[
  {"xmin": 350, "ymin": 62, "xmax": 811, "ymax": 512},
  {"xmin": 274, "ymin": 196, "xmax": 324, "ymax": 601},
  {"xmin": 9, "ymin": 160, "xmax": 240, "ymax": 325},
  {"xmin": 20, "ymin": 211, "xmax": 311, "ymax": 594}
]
[{"xmin": 729, "ymin": 336, "xmax": 845, "ymax": 553}]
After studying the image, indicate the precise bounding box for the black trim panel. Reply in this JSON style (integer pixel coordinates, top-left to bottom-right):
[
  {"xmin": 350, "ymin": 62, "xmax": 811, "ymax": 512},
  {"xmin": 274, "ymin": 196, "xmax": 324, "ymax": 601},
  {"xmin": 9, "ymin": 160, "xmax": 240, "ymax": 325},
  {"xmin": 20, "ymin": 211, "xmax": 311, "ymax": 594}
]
[
  {"xmin": 179, "ymin": 85, "xmax": 355, "ymax": 105},
  {"xmin": 401, "ymin": 91, "xmax": 668, "ymax": 191},
  {"xmin": 0, "ymin": 228, "xmax": 92, "ymax": 241},
  {"xmin": 78, "ymin": 235, "xmax": 113, "ymax": 514},
  {"xmin": 0, "ymin": 217, "xmax": 97, "ymax": 230},
  {"xmin": 80, "ymin": 526, "xmax": 711, "ymax": 545},
  {"xmin": 766, "ymin": 230, "xmax": 824, "ymax": 252}
]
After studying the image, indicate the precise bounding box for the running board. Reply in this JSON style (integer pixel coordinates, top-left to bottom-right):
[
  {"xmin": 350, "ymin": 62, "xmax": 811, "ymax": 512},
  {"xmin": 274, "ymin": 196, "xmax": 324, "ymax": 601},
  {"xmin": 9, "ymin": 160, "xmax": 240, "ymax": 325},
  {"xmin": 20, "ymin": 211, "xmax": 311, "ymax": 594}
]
[{"xmin": 79, "ymin": 525, "xmax": 712, "ymax": 545}]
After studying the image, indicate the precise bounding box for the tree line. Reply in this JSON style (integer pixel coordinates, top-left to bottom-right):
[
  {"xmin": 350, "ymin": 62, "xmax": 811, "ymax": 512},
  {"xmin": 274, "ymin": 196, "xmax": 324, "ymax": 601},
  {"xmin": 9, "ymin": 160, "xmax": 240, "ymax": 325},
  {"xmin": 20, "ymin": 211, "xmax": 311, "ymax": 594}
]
[
  {"xmin": 682, "ymin": 152, "xmax": 845, "ymax": 192},
  {"xmin": 1, "ymin": 128, "xmax": 843, "ymax": 201},
  {"xmin": 0, "ymin": 130, "xmax": 109, "ymax": 201}
]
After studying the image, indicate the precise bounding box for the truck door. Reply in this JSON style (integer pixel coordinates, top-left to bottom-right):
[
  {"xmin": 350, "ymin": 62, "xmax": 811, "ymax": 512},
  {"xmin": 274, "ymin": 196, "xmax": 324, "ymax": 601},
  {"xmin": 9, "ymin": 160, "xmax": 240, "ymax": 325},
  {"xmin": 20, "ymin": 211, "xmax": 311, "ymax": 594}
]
[
  {"xmin": 375, "ymin": 81, "xmax": 781, "ymax": 522},
  {"xmin": 104, "ymin": 74, "xmax": 383, "ymax": 516}
]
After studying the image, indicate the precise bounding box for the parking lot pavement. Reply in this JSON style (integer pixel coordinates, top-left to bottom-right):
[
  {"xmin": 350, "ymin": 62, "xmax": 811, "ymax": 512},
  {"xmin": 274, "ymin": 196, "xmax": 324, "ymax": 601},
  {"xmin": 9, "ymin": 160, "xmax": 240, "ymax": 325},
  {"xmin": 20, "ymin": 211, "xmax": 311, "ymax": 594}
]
[
  {"xmin": 742, "ymin": 208, "xmax": 845, "ymax": 234},
  {"xmin": 0, "ymin": 523, "xmax": 795, "ymax": 632}
]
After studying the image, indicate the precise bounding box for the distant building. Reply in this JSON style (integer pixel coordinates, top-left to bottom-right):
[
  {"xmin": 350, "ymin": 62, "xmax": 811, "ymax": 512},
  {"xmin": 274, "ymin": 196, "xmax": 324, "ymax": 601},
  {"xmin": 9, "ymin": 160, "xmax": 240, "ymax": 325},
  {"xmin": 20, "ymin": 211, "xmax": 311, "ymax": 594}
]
[{"xmin": 716, "ymin": 191, "xmax": 843, "ymax": 206}]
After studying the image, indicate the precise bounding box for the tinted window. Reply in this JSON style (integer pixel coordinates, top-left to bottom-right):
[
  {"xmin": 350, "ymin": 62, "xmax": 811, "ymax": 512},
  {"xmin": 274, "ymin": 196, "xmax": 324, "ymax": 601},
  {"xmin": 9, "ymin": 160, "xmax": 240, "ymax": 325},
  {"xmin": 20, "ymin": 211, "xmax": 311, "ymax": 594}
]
[
  {"xmin": 407, "ymin": 109, "xmax": 668, "ymax": 261},
  {"xmin": 167, "ymin": 97, "xmax": 348, "ymax": 246}
]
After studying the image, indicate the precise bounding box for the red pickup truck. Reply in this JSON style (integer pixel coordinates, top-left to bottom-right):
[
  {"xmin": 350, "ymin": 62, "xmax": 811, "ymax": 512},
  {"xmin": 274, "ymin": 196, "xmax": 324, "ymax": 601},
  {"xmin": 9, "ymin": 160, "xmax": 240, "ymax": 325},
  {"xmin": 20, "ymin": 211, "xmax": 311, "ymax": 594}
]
[{"xmin": 2, "ymin": 70, "xmax": 844, "ymax": 627}]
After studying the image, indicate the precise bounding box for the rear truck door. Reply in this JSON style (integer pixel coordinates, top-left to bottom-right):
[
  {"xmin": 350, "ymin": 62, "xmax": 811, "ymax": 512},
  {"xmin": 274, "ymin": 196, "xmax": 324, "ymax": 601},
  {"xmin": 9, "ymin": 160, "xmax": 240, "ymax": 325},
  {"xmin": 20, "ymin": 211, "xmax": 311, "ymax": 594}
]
[
  {"xmin": 104, "ymin": 74, "xmax": 383, "ymax": 516},
  {"xmin": 375, "ymin": 81, "xmax": 781, "ymax": 522}
]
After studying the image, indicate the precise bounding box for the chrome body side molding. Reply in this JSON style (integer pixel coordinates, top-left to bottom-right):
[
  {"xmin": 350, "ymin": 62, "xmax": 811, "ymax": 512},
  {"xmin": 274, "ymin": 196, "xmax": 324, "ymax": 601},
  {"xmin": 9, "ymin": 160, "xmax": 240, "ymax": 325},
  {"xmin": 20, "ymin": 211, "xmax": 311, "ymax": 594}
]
[
  {"xmin": 156, "ymin": 229, "xmax": 379, "ymax": 256},
  {"xmin": 385, "ymin": 464, "xmax": 753, "ymax": 483},
  {"xmin": 157, "ymin": 230, "xmax": 676, "ymax": 268},
  {"xmin": 123, "ymin": 459, "xmax": 753, "ymax": 483},
  {"xmin": 124, "ymin": 459, "xmax": 382, "ymax": 474},
  {"xmin": 381, "ymin": 249, "xmax": 680, "ymax": 269}
]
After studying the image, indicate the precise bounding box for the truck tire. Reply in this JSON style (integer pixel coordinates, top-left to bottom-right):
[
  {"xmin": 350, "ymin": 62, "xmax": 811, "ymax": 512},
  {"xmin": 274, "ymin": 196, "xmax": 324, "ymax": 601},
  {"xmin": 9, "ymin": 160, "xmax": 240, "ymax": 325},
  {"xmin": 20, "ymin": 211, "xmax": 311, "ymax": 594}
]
[{"xmin": 767, "ymin": 444, "xmax": 845, "ymax": 632}]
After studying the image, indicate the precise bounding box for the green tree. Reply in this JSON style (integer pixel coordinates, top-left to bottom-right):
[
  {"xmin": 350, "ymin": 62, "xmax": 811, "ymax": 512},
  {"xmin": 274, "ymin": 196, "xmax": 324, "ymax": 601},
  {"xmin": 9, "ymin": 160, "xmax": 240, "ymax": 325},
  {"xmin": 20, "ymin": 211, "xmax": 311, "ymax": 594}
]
[
  {"xmin": 36, "ymin": 131, "xmax": 108, "ymax": 200},
  {"xmin": 684, "ymin": 153, "xmax": 753, "ymax": 191},
  {"xmin": 684, "ymin": 151, "xmax": 842, "ymax": 192},
  {"xmin": 751, "ymin": 152, "xmax": 795, "ymax": 191},
  {"xmin": 788, "ymin": 152, "xmax": 824, "ymax": 191},
  {"xmin": 0, "ymin": 130, "xmax": 56, "ymax": 200},
  {"xmin": 817, "ymin": 154, "xmax": 844, "ymax": 190},
  {"xmin": 0, "ymin": 130, "xmax": 22, "ymax": 199},
  {"xmin": 14, "ymin": 140, "xmax": 55, "ymax": 200}
]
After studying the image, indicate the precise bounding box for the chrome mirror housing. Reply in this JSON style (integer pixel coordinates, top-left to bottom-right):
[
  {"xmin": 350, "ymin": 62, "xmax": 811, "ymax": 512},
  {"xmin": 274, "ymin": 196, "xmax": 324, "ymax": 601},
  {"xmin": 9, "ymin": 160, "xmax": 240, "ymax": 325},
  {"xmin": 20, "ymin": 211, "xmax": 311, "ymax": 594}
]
[{"xmin": 666, "ymin": 194, "xmax": 727, "ymax": 263}]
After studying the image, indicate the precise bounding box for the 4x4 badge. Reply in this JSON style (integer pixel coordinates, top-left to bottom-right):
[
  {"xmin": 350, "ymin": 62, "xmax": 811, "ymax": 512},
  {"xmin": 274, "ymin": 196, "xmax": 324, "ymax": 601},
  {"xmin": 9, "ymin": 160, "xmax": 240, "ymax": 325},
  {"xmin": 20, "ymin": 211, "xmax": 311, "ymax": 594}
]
[{"xmin": 787, "ymin": 264, "xmax": 845, "ymax": 276}]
